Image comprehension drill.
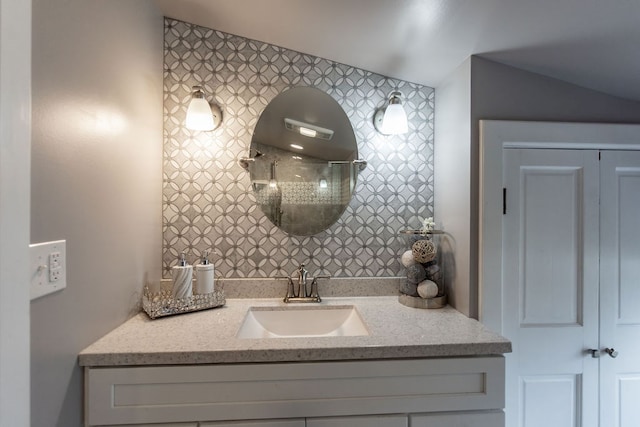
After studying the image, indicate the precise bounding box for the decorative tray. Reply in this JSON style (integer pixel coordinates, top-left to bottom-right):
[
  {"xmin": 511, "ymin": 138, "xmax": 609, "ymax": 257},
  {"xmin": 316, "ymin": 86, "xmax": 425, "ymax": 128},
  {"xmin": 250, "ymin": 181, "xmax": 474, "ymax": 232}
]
[
  {"xmin": 398, "ymin": 293, "xmax": 447, "ymax": 309},
  {"xmin": 399, "ymin": 229, "xmax": 444, "ymax": 235},
  {"xmin": 142, "ymin": 287, "xmax": 226, "ymax": 319}
]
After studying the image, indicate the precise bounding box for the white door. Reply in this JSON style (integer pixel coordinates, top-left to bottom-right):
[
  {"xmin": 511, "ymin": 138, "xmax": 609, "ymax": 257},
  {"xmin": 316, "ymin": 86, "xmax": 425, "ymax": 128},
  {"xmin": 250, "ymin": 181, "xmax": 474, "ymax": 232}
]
[
  {"xmin": 502, "ymin": 149, "xmax": 600, "ymax": 427},
  {"xmin": 480, "ymin": 121, "xmax": 640, "ymax": 427},
  {"xmin": 599, "ymin": 151, "xmax": 640, "ymax": 427}
]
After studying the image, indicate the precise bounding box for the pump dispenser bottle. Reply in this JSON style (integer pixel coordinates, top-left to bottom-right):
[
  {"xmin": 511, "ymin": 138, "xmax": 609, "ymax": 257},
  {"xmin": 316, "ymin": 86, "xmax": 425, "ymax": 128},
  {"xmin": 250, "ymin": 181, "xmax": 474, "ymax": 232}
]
[
  {"xmin": 194, "ymin": 250, "xmax": 215, "ymax": 294},
  {"xmin": 171, "ymin": 252, "xmax": 193, "ymax": 299}
]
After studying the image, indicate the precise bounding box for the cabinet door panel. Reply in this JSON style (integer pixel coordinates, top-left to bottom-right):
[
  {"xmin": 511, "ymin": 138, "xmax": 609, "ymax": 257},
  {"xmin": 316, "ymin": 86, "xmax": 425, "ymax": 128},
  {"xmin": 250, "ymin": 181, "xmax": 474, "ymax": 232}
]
[
  {"xmin": 306, "ymin": 414, "xmax": 406, "ymax": 427},
  {"xmin": 410, "ymin": 411, "xmax": 504, "ymax": 427}
]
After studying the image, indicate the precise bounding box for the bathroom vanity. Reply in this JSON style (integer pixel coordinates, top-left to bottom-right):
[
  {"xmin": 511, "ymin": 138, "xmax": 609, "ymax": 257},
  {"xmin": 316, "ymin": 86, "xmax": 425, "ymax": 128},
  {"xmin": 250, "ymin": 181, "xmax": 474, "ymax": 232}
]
[{"xmin": 80, "ymin": 297, "xmax": 511, "ymax": 427}]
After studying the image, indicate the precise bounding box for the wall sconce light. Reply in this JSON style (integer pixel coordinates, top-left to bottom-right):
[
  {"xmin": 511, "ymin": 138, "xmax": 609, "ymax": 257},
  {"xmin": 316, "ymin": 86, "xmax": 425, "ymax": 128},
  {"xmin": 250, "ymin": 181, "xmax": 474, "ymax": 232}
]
[
  {"xmin": 186, "ymin": 85, "xmax": 222, "ymax": 131},
  {"xmin": 373, "ymin": 91, "xmax": 409, "ymax": 135},
  {"xmin": 319, "ymin": 178, "xmax": 328, "ymax": 189}
]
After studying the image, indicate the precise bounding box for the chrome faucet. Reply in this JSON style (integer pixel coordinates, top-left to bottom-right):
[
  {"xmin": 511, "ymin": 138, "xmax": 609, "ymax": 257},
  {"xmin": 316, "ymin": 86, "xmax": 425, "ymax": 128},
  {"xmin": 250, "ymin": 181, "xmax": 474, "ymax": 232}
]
[{"xmin": 276, "ymin": 263, "xmax": 330, "ymax": 303}]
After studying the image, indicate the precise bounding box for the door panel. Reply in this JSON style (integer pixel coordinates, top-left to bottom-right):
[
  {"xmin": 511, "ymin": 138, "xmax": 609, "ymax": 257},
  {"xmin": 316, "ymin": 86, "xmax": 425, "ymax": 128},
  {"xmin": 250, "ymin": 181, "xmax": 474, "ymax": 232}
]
[
  {"xmin": 520, "ymin": 375, "xmax": 580, "ymax": 427},
  {"xmin": 519, "ymin": 165, "xmax": 584, "ymax": 326},
  {"xmin": 619, "ymin": 375, "xmax": 640, "ymax": 426},
  {"xmin": 615, "ymin": 172, "xmax": 640, "ymax": 324},
  {"xmin": 503, "ymin": 149, "xmax": 599, "ymax": 427},
  {"xmin": 599, "ymin": 151, "xmax": 640, "ymax": 427}
]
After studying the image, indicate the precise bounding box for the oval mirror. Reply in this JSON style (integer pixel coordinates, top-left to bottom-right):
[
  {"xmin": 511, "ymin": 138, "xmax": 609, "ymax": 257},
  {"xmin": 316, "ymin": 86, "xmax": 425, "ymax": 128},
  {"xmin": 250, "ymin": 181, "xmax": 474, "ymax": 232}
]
[{"xmin": 247, "ymin": 87, "xmax": 359, "ymax": 236}]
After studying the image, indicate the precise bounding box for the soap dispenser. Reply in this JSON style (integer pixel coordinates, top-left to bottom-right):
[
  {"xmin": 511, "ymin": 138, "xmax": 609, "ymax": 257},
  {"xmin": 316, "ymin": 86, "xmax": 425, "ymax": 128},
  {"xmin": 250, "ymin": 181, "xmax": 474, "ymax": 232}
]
[
  {"xmin": 194, "ymin": 250, "xmax": 215, "ymax": 294},
  {"xmin": 171, "ymin": 252, "xmax": 193, "ymax": 299}
]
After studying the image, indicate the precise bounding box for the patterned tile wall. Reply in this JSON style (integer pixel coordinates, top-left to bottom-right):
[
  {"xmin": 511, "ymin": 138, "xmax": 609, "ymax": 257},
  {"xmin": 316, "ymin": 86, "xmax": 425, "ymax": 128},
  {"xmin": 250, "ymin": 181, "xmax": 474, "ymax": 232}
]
[{"xmin": 163, "ymin": 18, "xmax": 435, "ymax": 279}]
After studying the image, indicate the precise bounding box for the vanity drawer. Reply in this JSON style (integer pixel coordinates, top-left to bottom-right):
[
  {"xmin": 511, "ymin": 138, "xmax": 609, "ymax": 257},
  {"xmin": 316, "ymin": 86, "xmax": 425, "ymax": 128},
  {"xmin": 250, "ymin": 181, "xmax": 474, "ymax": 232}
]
[
  {"xmin": 306, "ymin": 414, "xmax": 407, "ymax": 427},
  {"xmin": 113, "ymin": 424, "xmax": 197, "ymax": 427},
  {"xmin": 410, "ymin": 410, "xmax": 505, "ymax": 427},
  {"xmin": 200, "ymin": 421, "xmax": 304, "ymax": 427},
  {"xmin": 85, "ymin": 357, "xmax": 504, "ymax": 426}
]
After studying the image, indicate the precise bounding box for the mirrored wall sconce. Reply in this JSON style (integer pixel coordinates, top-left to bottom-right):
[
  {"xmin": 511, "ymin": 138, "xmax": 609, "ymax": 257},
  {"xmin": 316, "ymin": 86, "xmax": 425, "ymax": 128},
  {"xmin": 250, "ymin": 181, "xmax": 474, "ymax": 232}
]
[
  {"xmin": 319, "ymin": 178, "xmax": 328, "ymax": 189},
  {"xmin": 373, "ymin": 91, "xmax": 409, "ymax": 135},
  {"xmin": 186, "ymin": 85, "xmax": 222, "ymax": 131}
]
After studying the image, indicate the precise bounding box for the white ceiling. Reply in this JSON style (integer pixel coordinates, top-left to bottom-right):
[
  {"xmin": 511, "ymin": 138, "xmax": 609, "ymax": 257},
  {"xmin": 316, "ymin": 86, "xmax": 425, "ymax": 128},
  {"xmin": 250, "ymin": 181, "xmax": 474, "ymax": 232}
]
[{"xmin": 155, "ymin": 0, "xmax": 640, "ymax": 102}]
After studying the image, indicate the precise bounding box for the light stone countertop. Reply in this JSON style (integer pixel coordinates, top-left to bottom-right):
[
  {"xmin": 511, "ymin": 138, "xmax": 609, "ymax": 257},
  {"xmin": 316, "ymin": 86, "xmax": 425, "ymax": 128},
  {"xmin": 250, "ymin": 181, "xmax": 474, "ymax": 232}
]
[{"xmin": 79, "ymin": 296, "xmax": 511, "ymax": 367}]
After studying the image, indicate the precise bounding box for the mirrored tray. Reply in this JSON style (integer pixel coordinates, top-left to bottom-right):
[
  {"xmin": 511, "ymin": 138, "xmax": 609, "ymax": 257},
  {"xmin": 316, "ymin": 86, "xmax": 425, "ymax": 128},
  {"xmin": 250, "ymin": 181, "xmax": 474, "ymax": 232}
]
[{"xmin": 142, "ymin": 287, "xmax": 225, "ymax": 319}]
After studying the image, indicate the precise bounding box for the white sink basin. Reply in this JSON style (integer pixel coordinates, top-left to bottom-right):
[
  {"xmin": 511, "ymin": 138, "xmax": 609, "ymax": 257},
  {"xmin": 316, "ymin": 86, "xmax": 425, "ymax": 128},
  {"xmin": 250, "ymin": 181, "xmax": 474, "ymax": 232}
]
[{"xmin": 236, "ymin": 305, "xmax": 369, "ymax": 339}]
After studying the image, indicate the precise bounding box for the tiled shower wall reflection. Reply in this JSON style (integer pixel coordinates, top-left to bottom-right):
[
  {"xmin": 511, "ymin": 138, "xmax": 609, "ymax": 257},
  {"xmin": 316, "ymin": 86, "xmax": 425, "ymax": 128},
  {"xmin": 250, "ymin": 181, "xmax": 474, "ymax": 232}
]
[{"xmin": 163, "ymin": 18, "xmax": 435, "ymax": 278}]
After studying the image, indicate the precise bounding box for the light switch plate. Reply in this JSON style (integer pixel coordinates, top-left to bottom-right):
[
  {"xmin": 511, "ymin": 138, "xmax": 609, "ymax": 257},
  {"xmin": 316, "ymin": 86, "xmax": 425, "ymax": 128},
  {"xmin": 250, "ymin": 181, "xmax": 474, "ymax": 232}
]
[{"xmin": 29, "ymin": 240, "xmax": 67, "ymax": 300}]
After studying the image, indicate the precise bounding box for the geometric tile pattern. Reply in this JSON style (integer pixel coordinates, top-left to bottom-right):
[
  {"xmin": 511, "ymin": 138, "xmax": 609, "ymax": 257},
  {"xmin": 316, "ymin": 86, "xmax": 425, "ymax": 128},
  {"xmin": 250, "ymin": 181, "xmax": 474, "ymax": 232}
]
[
  {"xmin": 163, "ymin": 18, "xmax": 435, "ymax": 279},
  {"xmin": 254, "ymin": 181, "xmax": 344, "ymax": 205}
]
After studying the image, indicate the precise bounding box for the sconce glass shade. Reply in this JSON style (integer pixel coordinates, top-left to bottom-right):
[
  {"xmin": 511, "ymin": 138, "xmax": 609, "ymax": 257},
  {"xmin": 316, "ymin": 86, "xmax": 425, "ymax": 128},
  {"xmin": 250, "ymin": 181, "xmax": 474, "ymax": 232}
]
[
  {"xmin": 382, "ymin": 103, "xmax": 408, "ymax": 134},
  {"xmin": 186, "ymin": 86, "xmax": 215, "ymax": 131},
  {"xmin": 375, "ymin": 91, "xmax": 409, "ymax": 135}
]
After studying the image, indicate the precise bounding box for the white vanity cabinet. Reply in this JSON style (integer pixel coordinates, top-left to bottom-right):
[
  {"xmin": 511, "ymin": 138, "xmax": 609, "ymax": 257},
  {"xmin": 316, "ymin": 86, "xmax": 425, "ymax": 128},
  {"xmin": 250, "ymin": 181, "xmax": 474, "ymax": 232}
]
[{"xmin": 84, "ymin": 357, "xmax": 504, "ymax": 427}]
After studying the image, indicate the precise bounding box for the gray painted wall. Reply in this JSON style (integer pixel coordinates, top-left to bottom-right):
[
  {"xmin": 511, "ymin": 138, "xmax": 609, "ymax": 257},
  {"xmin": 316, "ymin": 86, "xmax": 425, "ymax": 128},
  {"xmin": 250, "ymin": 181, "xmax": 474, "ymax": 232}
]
[
  {"xmin": 435, "ymin": 55, "xmax": 640, "ymax": 318},
  {"xmin": 30, "ymin": 1, "xmax": 163, "ymax": 426},
  {"xmin": 433, "ymin": 58, "xmax": 472, "ymax": 316}
]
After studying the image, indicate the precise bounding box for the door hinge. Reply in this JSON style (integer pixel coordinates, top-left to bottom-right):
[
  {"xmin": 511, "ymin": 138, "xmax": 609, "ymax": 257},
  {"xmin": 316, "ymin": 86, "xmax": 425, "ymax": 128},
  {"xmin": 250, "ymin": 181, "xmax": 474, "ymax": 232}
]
[{"xmin": 503, "ymin": 188, "xmax": 507, "ymax": 215}]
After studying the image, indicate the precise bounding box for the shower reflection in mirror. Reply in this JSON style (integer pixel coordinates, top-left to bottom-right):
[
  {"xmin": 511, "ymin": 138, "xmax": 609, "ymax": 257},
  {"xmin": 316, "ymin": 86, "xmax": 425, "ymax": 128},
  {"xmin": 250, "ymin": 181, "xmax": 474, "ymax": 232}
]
[
  {"xmin": 247, "ymin": 147, "xmax": 356, "ymax": 234},
  {"xmin": 240, "ymin": 87, "xmax": 366, "ymax": 236}
]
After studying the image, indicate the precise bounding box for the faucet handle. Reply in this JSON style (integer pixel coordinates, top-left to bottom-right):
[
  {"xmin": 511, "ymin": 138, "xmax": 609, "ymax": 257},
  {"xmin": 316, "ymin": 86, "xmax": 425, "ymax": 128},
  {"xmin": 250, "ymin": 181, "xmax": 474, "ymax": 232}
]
[
  {"xmin": 309, "ymin": 275, "xmax": 330, "ymax": 301},
  {"xmin": 275, "ymin": 275, "xmax": 296, "ymax": 302}
]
